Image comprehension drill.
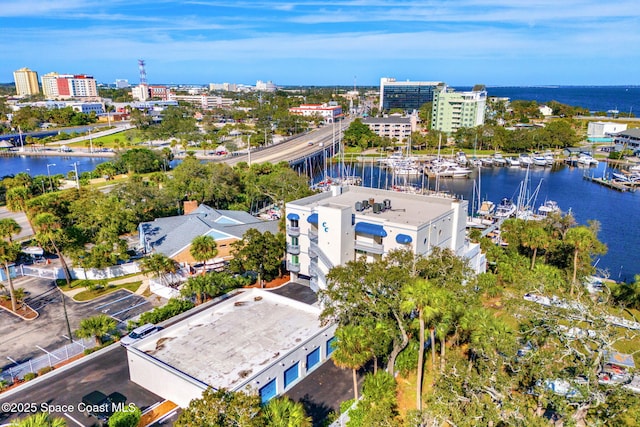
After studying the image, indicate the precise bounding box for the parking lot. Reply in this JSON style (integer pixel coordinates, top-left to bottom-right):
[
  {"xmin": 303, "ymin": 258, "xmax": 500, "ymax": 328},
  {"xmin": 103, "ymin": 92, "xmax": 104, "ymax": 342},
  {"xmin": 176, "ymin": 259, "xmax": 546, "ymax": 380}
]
[{"xmin": 1, "ymin": 277, "xmax": 155, "ymax": 369}]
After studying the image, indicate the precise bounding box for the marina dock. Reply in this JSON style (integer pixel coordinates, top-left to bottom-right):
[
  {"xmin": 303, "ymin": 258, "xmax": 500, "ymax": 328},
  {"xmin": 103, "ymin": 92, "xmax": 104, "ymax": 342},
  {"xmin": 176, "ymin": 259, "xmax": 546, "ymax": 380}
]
[{"xmin": 583, "ymin": 174, "xmax": 637, "ymax": 192}]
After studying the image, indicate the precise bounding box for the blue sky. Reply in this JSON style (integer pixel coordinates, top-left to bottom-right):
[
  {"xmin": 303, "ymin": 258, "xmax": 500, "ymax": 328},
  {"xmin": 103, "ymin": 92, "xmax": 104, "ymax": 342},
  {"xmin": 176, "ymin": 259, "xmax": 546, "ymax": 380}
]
[{"xmin": 1, "ymin": 1, "xmax": 639, "ymax": 86}]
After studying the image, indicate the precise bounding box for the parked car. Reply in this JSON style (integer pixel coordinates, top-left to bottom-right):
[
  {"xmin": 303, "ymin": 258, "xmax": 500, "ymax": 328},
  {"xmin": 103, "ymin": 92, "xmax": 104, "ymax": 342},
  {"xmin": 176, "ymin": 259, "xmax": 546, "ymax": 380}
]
[
  {"xmin": 81, "ymin": 391, "xmax": 128, "ymax": 425},
  {"xmin": 120, "ymin": 323, "xmax": 161, "ymax": 346}
]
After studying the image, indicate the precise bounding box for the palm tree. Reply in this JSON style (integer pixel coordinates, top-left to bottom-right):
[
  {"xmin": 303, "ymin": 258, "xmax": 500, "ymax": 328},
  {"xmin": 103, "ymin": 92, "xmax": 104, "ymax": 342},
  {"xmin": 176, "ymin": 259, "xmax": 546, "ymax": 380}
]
[
  {"xmin": 522, "ymin": 222, "xmax": 550, "ymax": 270},
  {"xmin": 331, "ymin": 324, "xmax": 373, "ymax": 400},
  {"xmin": 139, "ymin": 253, "xmax": 178, "ymax": 287},
  {"xmin": 400, "ymin": 278, "xmax": 441, "ymax": 411},
  {"xmin": 565, "ymin": 224, "xmax": 607, "ymax": 296},
  {"xmin": 0, "ymin": 219, "xmax": 22, "ymax": 313},
  {"xmin": 33, "ymin": 213, "xmax": 72, "ymax": 285},
  {"xmin": 5, "ymin": 186, "xmax": 34, "ymax": 232},
  {"xmin": 75, "ymin": 314, "xmax": 117, "ymax": 346},
  {"xmin": 181, "ymin": 274, "xmax": 210, "ymax": 305},
  {"xmin": 262, "ymin": 396, "xmax": 312, "ymax": 427},
  {"xmin": 189, "ymin": 235, "xmax": 218, "ymax": 269},
  {"xmin": 0, "ymin": 218, "xmax": 22, "ymax": 243},
  {"xmin": 10, "ymin": 412, "xmax": 67, "ymax": 427},
  {"xmin": 0, "ymin": 240, "xmax": 21, "ymax": 312}
]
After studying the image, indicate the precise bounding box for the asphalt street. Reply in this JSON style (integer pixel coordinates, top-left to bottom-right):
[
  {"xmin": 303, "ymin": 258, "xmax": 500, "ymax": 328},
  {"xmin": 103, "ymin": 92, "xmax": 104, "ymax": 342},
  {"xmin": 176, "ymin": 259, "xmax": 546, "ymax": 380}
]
[
  {"xmin": 0, "ymin": 346, "xmax": 161, "ymax": 427},
  {"xmin": 1, "ymin": 277, "xmax": 152, "ymax": 368}
]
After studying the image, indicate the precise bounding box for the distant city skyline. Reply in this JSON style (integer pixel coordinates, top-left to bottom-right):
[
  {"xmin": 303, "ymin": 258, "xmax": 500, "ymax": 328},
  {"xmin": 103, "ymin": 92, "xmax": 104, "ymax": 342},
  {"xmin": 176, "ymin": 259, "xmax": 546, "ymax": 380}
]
[{"xmin": 2, "ymin": 1, "xmax": 639, "ymax": 87}]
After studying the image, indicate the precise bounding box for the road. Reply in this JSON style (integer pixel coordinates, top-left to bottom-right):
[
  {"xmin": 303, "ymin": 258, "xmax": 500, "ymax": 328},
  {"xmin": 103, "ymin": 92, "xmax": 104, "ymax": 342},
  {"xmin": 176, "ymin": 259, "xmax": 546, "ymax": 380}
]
[
  {"xmin": 0, "ymin": 346, "xmax": 161, "ymax": 427},
  {"xmin": 223, "ymin": 119, "xmax": 353, "ymax": 166}
]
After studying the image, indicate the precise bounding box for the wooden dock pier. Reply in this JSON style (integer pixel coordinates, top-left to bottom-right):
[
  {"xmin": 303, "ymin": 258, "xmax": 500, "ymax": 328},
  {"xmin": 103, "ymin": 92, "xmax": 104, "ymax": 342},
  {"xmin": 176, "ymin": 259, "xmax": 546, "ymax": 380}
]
[{"xmin": 583, "ymin": 174, "xmax": 637, "ymax": 192}]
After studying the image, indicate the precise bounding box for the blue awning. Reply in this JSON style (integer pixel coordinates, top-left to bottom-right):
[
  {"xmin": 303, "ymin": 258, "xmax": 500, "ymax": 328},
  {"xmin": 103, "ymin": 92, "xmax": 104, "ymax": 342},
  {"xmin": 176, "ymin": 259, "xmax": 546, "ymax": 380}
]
[
  {"xmin": 396, "ymin": 234, "xmax": 412, "ymax": 244},
  {"xmin": 355, "ymin": 222, "xmax": 387, "ymax": 237},
  {"xmin": 307, "ymin": 213, "xmax": 318, "ymax": 224},
  {"xmin": 287, "ymin": 213, "xmax": 299, "ymax": 221}
]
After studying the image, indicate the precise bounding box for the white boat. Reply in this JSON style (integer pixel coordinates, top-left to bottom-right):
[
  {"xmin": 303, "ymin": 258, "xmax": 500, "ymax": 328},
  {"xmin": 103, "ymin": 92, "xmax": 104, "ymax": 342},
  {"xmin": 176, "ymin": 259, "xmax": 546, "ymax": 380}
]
[
  {"xmin": 394, "ymin": 165, "xmax": 421, "ymax": 176},
  {"xmin": 22, "ymin": 246, "xmax": 44, "ymax": 256},
  {"xmin": 630, "ymin": 164, "xmax": 640, "ymax": 173},
  {"xmin": 577, "ymin": 153, "xmax": 599, "ymax": 166},
  {"xmin": 455, "ymin": 152, "xmax": 468, "ymax": 165},
  {"xmin": 427, "ymin": 163, "xmax": 472, "ymax": 178},
  {"xmin": 494, "ymin": 198, "xmax": 516, "ymax": 219},
  {"xmin": 538, "ymin": 200, "xmax": 560, "ymax": 217},
  {"xmin": 532, "ymin": 154, "xmax": 548, "ymax": 167},
  {"xmin": 543, "ymin": 151, "xmax": 555, "ymax": 165},
  {"xmin": 519, "ymin": 153, "xmax": 534, "ymax": 167},
  {"xmin": 492, "ymin": 153, "xmax": 507, "ymax": 166},
  {"xmin": 481, "ymin": 157, "xmax": 494, "ymax": 167},
  {"xmin": 506, "ymin": 157, "xmax": 521, "ymax": 167},
  {"xmin": 477, "ymin": 200, "xmax": 496, "ymax": 217}
]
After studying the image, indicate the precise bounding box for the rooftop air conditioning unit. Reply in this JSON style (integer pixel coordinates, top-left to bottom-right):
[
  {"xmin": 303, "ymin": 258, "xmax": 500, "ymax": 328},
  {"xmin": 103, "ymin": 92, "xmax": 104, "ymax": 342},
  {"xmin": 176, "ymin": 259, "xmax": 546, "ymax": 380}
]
[
  {"xmin": 355, "ymin": 201, "xmax": 364, "ymax": 212},
  {"xmin": 373, "ymin": 203, "xmax": 382, "ymax": 214}
]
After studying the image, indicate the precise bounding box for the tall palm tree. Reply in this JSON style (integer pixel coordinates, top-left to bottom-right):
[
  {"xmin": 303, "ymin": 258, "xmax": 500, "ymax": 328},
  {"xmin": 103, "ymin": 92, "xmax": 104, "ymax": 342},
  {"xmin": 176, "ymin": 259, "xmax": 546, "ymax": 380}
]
[
  {"xmin": 400, "ymin": 278, "xmax": 441, "ymax": 411},
  {"xmin": 262, "ymin": 396, "xmax": 312, "ymax": 427},
  {"xmin": 522, "ymin": 222, "xmax": 550, "ymax": 270},
  {"xmin": 0, "ymin": 218, "xmax": 22, "ymax": 243},
  {"xmin": 33, "ymin": 213, "xmax": 72, "ymax": 285},
  {"xmin": 75, "ymin": 314, "xmax": 117, "ymax": 346},
  {"xmin": 0, "ymin": 219, "xmax": 22, "ymax": 313},
  {"xmin": 189, "ymin": 235, "xmax": 218, "ymax": 269},
  {"xmin": 0, "ymin": 240, "xmax": 21, "ymax": 312},
  {"xmin": 565, "ymin": 224, "xmax": 606, "ymax": 296},
  {"xmin": 5, "ymin": 186, "xmax": 35, "ymax": 232},
  {"xmin": 10, "ymin": 412, "xmax": 67, "ymax": 427},
  {"xmin": 331, "ymin": 324, "xmax": 373, "ymax": 400}
]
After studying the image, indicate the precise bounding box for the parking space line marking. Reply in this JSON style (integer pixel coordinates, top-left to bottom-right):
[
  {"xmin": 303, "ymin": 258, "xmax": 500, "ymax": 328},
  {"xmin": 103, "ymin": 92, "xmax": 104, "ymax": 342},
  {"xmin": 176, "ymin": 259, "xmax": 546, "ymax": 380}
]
[
  {"xmin": 64, "ymin": 413, "xmax": 86, "ymax": 427},
  {"xmin": 110, "ymin": 301, "xmax": 150, "ymax": 317},
  {"xmin": 94, "ymin": 292, "xmax": 135, "ymax": 310}
]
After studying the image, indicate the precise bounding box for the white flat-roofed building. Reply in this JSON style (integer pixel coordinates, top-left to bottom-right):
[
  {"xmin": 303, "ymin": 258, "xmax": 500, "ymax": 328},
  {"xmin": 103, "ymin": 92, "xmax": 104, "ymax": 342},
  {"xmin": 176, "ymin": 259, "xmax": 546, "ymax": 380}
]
[
  {"xmin": 289, "ymin": 103, "xmax": 343, "ymax": 123},
  {"xmin": 587, "ymin": 121, "xmax": 627, "ymax": 139},
  {"xmin": 127, "ymin": 289, "xmax": 336, "ymax": 407},
  {"xmin": 169, "ymin": 93, "xmax": 234, "ymax": 109},
  {"xmin": 285, "ymin": 186, "xmax": 485, "ymax": 292},
  {"xmin": 361, "ymin": 116, "xmax": 417, "ymax": 141}
]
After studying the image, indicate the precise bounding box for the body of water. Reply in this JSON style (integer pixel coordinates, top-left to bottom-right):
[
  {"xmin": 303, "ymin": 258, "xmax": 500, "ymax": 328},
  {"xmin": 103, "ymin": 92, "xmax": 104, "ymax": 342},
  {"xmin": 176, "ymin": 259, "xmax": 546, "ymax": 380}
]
[
  {"xmin": 318, "ymin": 160, "xmax": 639, "ymax": 282},
  {"xmin": 455, "ymin": 85, "xmax": 639, "ymax": 114},
  {"xmin": 0, "ymin": 155, "xmax": 109, "ymax": 178}
]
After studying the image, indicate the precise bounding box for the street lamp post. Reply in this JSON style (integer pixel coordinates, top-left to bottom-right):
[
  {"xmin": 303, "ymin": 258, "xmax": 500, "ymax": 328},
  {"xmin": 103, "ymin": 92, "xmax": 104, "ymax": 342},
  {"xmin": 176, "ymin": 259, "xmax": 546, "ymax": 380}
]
[
  {"xmin": 53, "ymin": 281, "xmax": 73, "ymax": 343},
  {"xmin": 47, "ymin": 163, "xmax": 56, "ymax": 192}
]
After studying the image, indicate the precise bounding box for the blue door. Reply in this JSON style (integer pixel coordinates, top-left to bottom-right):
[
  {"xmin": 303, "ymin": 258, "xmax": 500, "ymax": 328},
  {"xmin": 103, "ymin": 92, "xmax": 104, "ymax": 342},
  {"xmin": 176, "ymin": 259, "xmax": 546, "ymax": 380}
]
[
  {"xmin": 326, "ymin": 336, "xmax": 337, "ymax": 356},
  {"xmin": 306, "ymin": 348, "xmax": 320, "ymax": 371},
  {"xmin": 259, "ymin": 378, "xmax": 277, "ymax": 403},
  {"xmin": 284, "ymin": 362, "xmax": 299, "ymax": 388}
]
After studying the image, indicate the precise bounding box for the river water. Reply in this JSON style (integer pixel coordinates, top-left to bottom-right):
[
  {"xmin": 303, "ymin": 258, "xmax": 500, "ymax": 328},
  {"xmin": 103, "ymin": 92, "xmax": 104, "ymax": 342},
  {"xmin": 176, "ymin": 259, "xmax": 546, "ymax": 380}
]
[
  {"xmin": 321, "ymin": 160, "xmax": 639, "ymax": 282},
  {"xmin": 1, "ymin": 154, "xmax": 638, "ymax": 281}
]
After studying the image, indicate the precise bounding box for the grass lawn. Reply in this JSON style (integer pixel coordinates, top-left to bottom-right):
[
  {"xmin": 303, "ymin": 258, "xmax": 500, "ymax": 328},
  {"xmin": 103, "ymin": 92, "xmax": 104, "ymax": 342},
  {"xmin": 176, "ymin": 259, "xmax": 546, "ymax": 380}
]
[{"xmin": 72, "ymin": 281, "xmax": 142, "ymax": 302}]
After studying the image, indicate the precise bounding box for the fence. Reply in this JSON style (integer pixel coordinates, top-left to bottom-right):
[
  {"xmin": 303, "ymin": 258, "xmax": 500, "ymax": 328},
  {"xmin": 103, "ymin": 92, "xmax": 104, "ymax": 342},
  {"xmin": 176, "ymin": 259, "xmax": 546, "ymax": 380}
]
[
  {"xmin": 1, "ymin": 337, "xmax": 94, "ymax": 384},
  {"xmin": 15, "ymin": 262, "xmax": 141, "ymax": 281}
]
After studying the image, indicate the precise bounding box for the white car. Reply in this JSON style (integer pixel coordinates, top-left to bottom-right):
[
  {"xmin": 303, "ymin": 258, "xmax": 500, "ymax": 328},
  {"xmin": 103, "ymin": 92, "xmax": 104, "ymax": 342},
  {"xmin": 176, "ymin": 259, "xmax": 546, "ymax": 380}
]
[{"xmin": 120, "ymin": 323, "xmax": 161, "ymax": 346}]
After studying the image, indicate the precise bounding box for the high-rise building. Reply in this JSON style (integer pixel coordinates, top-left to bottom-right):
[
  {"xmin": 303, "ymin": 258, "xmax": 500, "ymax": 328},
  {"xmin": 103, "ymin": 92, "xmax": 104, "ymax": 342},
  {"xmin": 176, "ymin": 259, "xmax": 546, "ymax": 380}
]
[
  {"xmin": 13, "ymin": 68, "xmax": 40, "ymax": 96},
  {"xmin": 40, "ymin": 73, "xmax": 98, "ymax": 99},
  {"xmin": 379, "ymin": 77, "xmax": 444, "ymax": 112},
  {"xmin": 115, "ymin": 79, "xmax": 130, "ymax": 89},
  {"xmin": 431, "ymin": 86, "xmax": 487, "ymax": 133}
]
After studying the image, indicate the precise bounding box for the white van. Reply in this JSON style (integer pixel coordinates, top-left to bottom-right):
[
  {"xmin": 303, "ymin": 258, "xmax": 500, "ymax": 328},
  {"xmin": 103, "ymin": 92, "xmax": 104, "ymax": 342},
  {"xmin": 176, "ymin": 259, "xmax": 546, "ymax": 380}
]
[{"xmin": 120, "ymin": 323, "xmax": 160, "ymax": 346}]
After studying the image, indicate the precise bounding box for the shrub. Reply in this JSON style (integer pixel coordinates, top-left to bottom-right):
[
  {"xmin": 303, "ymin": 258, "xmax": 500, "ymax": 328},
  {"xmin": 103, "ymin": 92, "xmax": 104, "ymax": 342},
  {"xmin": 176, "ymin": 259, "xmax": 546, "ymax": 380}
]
[
  {"xmin": 138, "ymin": 298, "xmax": 194, "ymax": 325},
  {"xmin": 108, "ymin": 404, "xmax": 141, "ymax": 427},
  {"xmin": 38, "ymin": 366, "xmax": 54, "ymax": 376},
  {"xmin": 23, "ymin": 372, "xmax": 38, "ymax": 381},
  {"xmin": 0, "ymin": 378, "xmax": 10, "ymax": 390}
]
